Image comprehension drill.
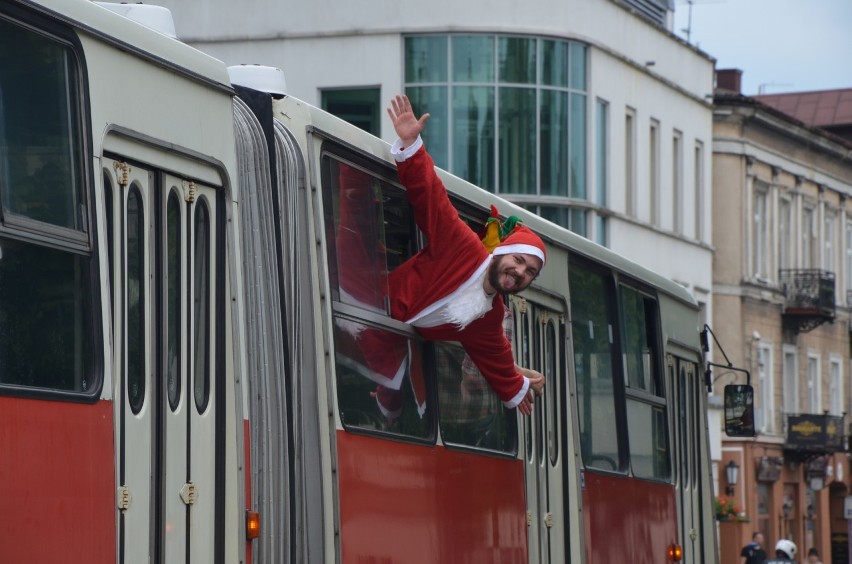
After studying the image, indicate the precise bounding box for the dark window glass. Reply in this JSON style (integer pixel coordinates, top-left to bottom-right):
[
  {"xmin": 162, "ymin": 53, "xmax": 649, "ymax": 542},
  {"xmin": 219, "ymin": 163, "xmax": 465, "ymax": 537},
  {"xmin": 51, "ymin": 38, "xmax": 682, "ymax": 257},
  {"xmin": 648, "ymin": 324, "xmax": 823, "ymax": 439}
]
[
  {"xmin": 406, "ymin": 86, "xmax": 449, "ymax": 169},
  {"xmin": 193, "ymin": 199, "xmax": 211, "ymax": 413},
  {"xmin": 570, "ymin": 264, "xmax": 620, "ymax": 471},
  {"xmin": 452, "ymin": 86, "xmax": 494, "ymax": 190},
  {"xmin": 0, "ymin": 236, "xmax": 92, "ymax": 390},
  {"xmin": 321, "ymin": 88, "xmax": 381, "ymax": 136},
  {"xmin": 0, "ymin": 18, "xmax": 85, "ymax": 231},
  {"xmin": 166, "ymin": 191, "xmax": 181, "ymax": 411},
  {"xmin": 104, "ymin": 172, "xmax": 115, "ymax": 321},
  {"xmin": 127, "ymin": 186, "xmax": 145, "ymax": 413},
  {"xmin": 452, "ymin": 35, "xmax": 494, "ymax": 82},
  {"xmin": 498, "ymin": 37, "xmax": 536, "ymax": 84},
  {"xmin": 541, "ymin": 39, "xmax": 570, "ymax": 88},
  {"xmin": 540, "ymin": 90, "xmax": 569, "ymax": 196},
  {"xmin": 546, "ymin": 320, "xmax": 558, "ymax": 466},
  {"xmin": 498, "ymin": 87, "xmax": 536, "ymax": 194},
  {"xmin": 405, "ymin": 35, "xmax": 448, "ymax": 83}
]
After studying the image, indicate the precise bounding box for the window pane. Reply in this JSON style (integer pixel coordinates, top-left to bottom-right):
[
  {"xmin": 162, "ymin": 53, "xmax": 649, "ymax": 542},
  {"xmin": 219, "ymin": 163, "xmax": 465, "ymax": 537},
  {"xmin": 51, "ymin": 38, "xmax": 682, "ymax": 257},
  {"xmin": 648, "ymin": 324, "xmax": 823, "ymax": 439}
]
[
  {"xmin": 323, "ymin": 160, "xmax": 414, "ymax": 314},
  {"xmin": 546, "ymin": 320, "xmax": 558, "ymax": 466},
  {"xmin": 193, "ymin": 199, "xmax": 211, "ymax": 413},
  {"xmin": 0, "ymin": 236, "xmax": 92, "ymax": 391},
  {"xmin": 405, "ymin": 36, "xmax": 448, "ymax": 83},
  {"xmin": 570, "ymin": 264, "xmax": 620, "ymax": 471},
  {"xmin": 627, "ymin": 400, "xmax": 668, "ymax": 479},
  {"xmin": 619, "ymin": 285, "xmax": 660, "ymax": 394},
  {"xmin": 334, "ymin": 317, "xmax": 431, "ymax": 438},
  {"xmin": 436, "ymin": 341, "xmax": 514, "ymax": 453},
  {"xmin": 321, "ymin": 88, "xmax": 381, "ymax": 136},
  {"xmin": 452, "ymin": 86, "xmax": 494, "ymax": 189},
  {"xmin": 540, "ymin": 90, "xmax": 569, "ymax": 196},
  {"xmin": 127, "ymin": 187, "xmax": 145, "ymax": 413},
  {"xmin": 406, "ymin": 86, "xmax": 449, "ymax": 169},
  {"xmin": 570, "ymin": 93, "xmax": 587, "ymax": 199},
  {"xmin": 498, "ymin": 37, "xmax": 536, "ymax": 84},
  {"xmin": 541, "ymin": 39, "xmax": 570, "ymax": 87},
  {"xmin": 569, "ymin": 43, "xmax": 587, "ymax": 90},
  {"xmin": 0, "ymin": 18, "xmax": 85, "ymax": 231},
  {"xmin": 166, "ymin": 191, "xmax": 181, "ymax": 411},
  {"xmin": 452, "ymin": 35, "xmax": 494, "ymax": 83},
  {"xmin": 498, "ymin": 87, "xmax": 536, "ymax": 194}
]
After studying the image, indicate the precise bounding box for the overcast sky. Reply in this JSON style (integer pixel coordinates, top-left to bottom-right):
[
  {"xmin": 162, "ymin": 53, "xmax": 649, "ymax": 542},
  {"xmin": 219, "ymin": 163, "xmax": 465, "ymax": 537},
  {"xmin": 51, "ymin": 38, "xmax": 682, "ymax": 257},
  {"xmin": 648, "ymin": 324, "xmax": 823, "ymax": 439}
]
[{"xmin": 672, "ymin": 0, "xmax": 852, "ymax": 95}]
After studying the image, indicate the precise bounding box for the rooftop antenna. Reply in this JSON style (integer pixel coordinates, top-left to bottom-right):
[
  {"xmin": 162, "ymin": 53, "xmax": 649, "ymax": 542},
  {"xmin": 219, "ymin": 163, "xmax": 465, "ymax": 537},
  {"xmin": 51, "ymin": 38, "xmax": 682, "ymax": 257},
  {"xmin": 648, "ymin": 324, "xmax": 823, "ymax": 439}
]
[
  {"xmin": 678, "ymin": 0, "xmax": 726, "ymax": 44},
  {"xmin": 757, "ymin": 82, "xmax": 794, "ymax": 95}
]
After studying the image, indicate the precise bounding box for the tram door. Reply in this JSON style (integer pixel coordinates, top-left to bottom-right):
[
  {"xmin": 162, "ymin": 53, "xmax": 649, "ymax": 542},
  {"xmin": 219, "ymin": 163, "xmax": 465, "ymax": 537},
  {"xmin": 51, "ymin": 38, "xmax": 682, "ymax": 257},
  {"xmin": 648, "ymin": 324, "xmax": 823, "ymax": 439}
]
[
  {"xmin": 516, "ymin": 295, "xmax": 567, "ymax": 563},
  {"xmin": 669, "ymin": 355, "xmax": 706, "ymax": 563},
  {"xmin": 105, "ymin": 159, "xmax": 221, "ymax": 564}
]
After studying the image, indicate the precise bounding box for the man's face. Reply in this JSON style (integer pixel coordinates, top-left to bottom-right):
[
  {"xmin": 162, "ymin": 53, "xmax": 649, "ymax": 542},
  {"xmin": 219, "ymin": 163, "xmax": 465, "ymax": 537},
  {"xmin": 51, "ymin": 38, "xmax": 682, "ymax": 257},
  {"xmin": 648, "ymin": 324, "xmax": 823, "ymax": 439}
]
[
  {"xmin": 487, "ymin": 253, "xmax": 543, "ymax": 295},
  {"xmin": 755, "ymin": 534, "xmax": 764, "ymax": 546}
]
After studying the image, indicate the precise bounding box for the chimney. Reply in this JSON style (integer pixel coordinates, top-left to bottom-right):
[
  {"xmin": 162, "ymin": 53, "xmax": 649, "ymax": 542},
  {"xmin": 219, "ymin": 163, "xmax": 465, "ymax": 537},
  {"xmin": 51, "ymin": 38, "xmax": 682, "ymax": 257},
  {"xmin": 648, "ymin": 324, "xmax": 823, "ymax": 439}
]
[{"xmin": 715, "ymin": 69, "xmax": 743, "ymax": 94}]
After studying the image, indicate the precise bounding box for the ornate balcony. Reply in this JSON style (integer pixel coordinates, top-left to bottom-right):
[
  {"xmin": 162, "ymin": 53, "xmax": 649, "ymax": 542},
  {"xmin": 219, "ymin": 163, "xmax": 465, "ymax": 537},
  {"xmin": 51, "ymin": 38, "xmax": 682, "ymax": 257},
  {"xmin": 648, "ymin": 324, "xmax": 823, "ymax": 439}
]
[{"xmin": 779, "ymin": 269, "xmax": 835, "ymax": 333}]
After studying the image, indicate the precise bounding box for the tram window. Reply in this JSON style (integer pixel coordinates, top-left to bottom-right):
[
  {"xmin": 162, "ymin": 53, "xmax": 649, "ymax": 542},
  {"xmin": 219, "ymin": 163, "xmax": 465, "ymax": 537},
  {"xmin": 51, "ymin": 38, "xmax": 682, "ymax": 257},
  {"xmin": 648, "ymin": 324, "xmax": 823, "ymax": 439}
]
[
  {"xmin": 0, "ymin": 236, "xmax": 93, "ymax": 391},
  {"xmin": 333, "ymin": 317, "xmax": 431, "ymax": 439},
  {"xmin": 436, "ymin": 316, "xmax": 515, "ymax": 454},
  {"xmin": 193, "ymin": 198, "xmax": 211, "ymax": 413},
  {"xmin": 546, "ymin": 320, "xmax": 558, "ymax": 466},
  {"xmin": 619, "ymin": 284, "xmax": 669, "ymax": 480},
  {"xmin": 166, "ymin": 191, "xmax": 182, "ymax": 411},
  {"xmin": 322, "ymin": 158, "xmax": 414, "ymax": 315},
  {"xmin": 127, "ymin": 186, "xmax": 145, "ymax": 413},
  {"xmin": 0, "ymin": 17, "xmax": 86, "ymax": 234},
  {"xmin": 569, "ymin": 264, "xmax": 621, "ymax": 472}
]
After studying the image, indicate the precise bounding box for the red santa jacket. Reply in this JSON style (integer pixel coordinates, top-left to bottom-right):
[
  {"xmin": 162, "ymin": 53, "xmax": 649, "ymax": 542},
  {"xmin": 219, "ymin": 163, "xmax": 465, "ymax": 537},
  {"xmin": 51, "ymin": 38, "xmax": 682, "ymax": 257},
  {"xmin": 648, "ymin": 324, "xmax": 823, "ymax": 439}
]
[{"xmin": 389, "ymin": 139, "xmax": 528, "ymax": 407}]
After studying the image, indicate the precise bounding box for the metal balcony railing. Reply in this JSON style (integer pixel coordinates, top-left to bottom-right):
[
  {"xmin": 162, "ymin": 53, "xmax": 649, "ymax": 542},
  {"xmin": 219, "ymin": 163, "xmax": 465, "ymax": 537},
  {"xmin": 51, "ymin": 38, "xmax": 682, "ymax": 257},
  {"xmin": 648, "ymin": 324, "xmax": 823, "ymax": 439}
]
[{"xmin": 779, "ymin": 269, "xmax": 836, "ymax": 323}]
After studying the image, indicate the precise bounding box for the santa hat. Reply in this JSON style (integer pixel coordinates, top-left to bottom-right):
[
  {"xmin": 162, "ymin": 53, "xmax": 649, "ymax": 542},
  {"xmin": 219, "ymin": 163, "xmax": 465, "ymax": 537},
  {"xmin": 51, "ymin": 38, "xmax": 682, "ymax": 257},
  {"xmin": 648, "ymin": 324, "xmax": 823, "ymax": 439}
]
[{"xmin": 492, "ymin": 224, "xmax": 546, "ymax": 265}]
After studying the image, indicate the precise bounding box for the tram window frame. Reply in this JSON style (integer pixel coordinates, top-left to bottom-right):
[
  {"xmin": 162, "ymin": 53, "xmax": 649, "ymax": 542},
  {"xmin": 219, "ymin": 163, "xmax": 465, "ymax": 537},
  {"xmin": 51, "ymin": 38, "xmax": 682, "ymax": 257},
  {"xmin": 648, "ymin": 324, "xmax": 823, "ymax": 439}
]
[
  {"xmin": 569, "ymin": 258, "xmax": 627, "ymax": 474},
  {"xmin": 618, "ymin": 282, "xmax": 670, "ymax": 482},
  {"xmin": 0, "ymin": 8, "xmax": 101, "ymax": 401},
  {"xmin": 320, "ymin": 143, "xmax": 436, "ymax": 443}
]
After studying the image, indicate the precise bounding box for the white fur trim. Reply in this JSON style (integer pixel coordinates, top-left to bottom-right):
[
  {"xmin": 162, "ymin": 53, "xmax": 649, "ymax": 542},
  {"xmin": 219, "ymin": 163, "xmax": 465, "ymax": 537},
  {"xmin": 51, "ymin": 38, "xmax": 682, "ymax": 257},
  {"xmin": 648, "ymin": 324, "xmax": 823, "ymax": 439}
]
[
  {"xmin": 406, "ymin": 255, "xmax": 492, "ymax": 326},
  {"xmin": 492, "ymin": 243, "xmax": 545, "ymax": 264},
  {"xmin": 502, "ymin": 376, "xmax": 530, "ymax": 409},
  {"xmin": 390, "ymin": 136, "xmax": 424, "ymax": 162}
]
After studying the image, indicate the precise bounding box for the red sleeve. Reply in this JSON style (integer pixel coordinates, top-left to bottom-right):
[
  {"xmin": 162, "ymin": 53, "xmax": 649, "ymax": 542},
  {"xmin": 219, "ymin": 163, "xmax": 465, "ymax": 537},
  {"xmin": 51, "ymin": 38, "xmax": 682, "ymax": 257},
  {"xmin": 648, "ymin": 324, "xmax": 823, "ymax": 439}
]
[
  {"xmin": 457, "ymin": 304, "xmax": 525, "ymax": 404},
  {"xmin": 396, "ymin": 146, "xmax": 474, "ymax": 249}
]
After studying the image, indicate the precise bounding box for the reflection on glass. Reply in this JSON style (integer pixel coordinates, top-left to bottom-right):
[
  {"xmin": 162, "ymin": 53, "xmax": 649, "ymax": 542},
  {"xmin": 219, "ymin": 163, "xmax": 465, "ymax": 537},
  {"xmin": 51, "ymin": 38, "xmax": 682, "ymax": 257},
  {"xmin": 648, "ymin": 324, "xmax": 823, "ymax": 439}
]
[
  {"xmin": 405, "ymin": 86, "xmax": 449, "ymax": 170},
  {"xmin": 333, "ymin": 317, "xmax": 430, "ymax": 438},
  {"xmin": 498, "ymin": 37, "xmax": 535, "ymax": 84},
  {"xmin": 405, "ymin": 35, "xmax": 448, "ymax": 83},
  {"xmin": 725, "ymin": 384, "xmax": 755, "ymax": 437},
  {"xmin": 452, "ymin": 35, "xmax": 494, "ymax": 82},
  {"xmin": 499, "ymin": 87, "xmax": 536, "ymax": 194},
  {"xmin": 127, "ymin": 187, "xmax": 145, "ymax": 413},
  {"xmin": 166, "ymin": 191, "xmax": 181, "ymax": 411},
  {"xmin": 452, "ymin": 86, "xmax": 494, "ymax": 189},
  {"xmin": 193, "ymin": 199, "xmax": 211, "ymax": 413}
]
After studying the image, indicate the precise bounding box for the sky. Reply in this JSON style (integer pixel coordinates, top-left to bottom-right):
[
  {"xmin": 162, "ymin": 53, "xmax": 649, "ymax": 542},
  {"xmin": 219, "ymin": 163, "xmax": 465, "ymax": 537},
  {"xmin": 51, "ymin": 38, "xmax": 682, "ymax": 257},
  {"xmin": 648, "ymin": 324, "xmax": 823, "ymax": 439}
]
[{"xmin": 672, "ymin": 0, "xmax": 852, "ymax": 95}]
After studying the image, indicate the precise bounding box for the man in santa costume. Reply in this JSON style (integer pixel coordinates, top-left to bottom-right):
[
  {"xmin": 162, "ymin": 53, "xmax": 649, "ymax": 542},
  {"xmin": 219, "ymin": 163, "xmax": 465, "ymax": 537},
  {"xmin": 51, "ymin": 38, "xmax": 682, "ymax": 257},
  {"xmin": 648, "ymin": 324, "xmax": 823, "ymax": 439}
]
[{"xmin": 386, "ymin": 95, "xmax": 545, "ymax": 415}]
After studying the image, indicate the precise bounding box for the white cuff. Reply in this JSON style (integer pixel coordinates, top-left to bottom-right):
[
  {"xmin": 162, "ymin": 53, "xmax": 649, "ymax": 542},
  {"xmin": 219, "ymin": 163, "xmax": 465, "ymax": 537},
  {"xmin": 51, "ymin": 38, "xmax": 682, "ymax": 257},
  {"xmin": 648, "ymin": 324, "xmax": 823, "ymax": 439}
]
[
  {"xmin": 502, "ymin": 376, "xmax": 530, "ymax": 409},
  {"xmin": 390, "ymin": 135, "xmax": 424, "ymax": 162}
]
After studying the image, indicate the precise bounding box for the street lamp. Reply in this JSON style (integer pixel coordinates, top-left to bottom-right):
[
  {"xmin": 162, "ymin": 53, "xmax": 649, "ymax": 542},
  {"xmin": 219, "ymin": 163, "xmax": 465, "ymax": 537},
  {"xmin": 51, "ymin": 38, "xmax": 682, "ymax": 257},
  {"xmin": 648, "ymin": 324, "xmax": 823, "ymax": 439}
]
[{"xmin": 725, "ymin": 460, "xmax": 740, "ymax": 496}]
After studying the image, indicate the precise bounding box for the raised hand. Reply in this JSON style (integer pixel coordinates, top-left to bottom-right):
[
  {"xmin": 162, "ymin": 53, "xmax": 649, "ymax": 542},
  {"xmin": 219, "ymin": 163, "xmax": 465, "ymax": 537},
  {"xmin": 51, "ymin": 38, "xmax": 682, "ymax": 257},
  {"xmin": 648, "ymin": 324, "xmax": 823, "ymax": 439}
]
[{"xmin": 387, "ymin": 95, "xmax": 430, "ymax": 148}]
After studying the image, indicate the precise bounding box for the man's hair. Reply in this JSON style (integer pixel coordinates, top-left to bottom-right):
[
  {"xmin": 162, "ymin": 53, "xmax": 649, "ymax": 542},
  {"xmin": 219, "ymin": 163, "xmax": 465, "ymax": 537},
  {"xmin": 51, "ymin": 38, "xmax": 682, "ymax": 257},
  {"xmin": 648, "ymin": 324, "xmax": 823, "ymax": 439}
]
[{"xmin": 752, "ymin": 532, "xmax": 762, "ymax": 539}]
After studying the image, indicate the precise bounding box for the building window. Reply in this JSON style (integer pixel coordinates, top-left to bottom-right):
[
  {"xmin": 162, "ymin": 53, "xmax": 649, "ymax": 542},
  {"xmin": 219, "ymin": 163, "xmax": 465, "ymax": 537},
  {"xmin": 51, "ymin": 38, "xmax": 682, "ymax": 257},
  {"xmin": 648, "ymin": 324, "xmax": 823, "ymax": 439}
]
[
  {"xmin": 824, "ymin": 209, "xmax": 837, "ymax": 273},
  {"xmin": 845, "ymin": 218, "xmax": 852, "ymax": 304},
  {"xmin": 649, "ymin": 119, "xmax": 660, "ymax": 226},
  {"xmin": 625, "ymin": 108, "xmax": 637, "ymax": 217},
  {"xmin": 694, "ymin": 141, "xmax": 704, "ymax": 241},
  {"xmin": 404, "ymin": 35, "xmax": 589, "ymax": 234},
  {"xmin": 594, "ymin": 99, "xmax": 608, "ymax": 246},
  {"xmin": 782, "ymin": 345, "xmax": 798, "ymax": 417},
  {"xmin": 755, "ymin": 342, "xmax": 773, "ymax": 433},
  {"xmin": 802, "ymin": 206, "xmax": 816, "ymax": 268},
  {"xmin": 807, "ymin": 353, "xmax": 820, "ymax": 414},
  {"xmin": 779, "ymin": 197, "xmax": 792, "ymax": 270},
  {"xmin": 321, "ymin": 87, "xmax": 381, "ymax": 136},
  {"xmin": 829, "ymin": 356, "xmax": 842, "ymax": 416},
  {"xmin": 672, "ymin": 130, "xmax": 683, "ymax": 234},
  {"xmin": 752, "ymin": 182, "xmax": 770, "ymax": 280}
]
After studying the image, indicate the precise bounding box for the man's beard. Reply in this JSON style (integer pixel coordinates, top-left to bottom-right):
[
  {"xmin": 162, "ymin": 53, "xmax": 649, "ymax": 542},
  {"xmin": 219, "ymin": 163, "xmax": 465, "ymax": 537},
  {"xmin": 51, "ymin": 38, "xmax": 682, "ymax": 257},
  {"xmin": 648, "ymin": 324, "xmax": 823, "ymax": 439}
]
[{"xmin": 487, "ymin": 257, "xmax": 521, "ymax": 296}]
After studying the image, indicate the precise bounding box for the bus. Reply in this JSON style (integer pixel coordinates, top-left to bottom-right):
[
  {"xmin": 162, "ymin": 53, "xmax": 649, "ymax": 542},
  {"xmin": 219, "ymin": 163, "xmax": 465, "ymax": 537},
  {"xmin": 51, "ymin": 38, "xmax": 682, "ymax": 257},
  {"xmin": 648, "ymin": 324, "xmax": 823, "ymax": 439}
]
[{"xmin": 0, "ymin": 1, "xmax": 718, "ymax": 562}]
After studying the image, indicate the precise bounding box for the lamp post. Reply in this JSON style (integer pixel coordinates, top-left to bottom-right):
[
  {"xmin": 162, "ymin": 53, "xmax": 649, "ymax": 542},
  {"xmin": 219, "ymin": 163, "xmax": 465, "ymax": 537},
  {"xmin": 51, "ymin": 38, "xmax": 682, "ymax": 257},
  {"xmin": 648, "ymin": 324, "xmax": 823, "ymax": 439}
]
[{"xmin": 726, "ymin": 459, "xmax": 739, "ymax": 496}]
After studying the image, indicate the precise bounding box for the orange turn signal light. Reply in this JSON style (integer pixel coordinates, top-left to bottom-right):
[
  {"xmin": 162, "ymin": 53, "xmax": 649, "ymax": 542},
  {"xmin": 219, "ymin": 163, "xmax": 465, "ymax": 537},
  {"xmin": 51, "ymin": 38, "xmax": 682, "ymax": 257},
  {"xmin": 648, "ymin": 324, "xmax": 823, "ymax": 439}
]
[
  {"xmin": 667, "ymin": 543, "xmax": 683, "ymax": 561},
  {"xmin": 246, "ymin": 510, "xmax": 260, "ymax": 540}
]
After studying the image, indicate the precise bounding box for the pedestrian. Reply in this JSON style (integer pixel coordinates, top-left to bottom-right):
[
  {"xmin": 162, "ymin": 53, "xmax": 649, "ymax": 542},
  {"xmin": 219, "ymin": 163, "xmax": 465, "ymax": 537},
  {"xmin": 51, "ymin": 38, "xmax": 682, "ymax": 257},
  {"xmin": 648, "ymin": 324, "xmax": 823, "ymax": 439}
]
[{"xmin": 741, "ymin": 532, "xmax": 767, "ymax": 564}]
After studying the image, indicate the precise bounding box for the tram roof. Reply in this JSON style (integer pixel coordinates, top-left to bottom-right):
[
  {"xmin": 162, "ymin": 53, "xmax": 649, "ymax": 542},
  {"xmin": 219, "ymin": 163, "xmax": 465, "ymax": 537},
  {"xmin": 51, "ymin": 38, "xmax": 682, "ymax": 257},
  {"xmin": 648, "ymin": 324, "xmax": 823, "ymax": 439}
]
[
  {"xmin": 287, "ymin": 97, "xmax": 698, "ymax": 309},
  {"xmin": 17, "ymin": 0, "xmax": 232, "ymax": 91}
]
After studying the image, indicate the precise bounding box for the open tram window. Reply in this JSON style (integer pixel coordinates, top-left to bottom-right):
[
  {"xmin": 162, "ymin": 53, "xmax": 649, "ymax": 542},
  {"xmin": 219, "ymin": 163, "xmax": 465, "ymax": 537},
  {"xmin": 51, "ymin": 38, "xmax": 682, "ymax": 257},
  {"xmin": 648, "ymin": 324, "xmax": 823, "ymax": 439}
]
[
  {"xmin": 619, "ymin": 284, "xmax": 669, "ymax": 481},
  {"xmin": 322, "ymin": 151, "xmax": 434, "ymax": 440},
  {"xmin": 0, "ymin": 14, "xmax": 97, "ymax": 396}
]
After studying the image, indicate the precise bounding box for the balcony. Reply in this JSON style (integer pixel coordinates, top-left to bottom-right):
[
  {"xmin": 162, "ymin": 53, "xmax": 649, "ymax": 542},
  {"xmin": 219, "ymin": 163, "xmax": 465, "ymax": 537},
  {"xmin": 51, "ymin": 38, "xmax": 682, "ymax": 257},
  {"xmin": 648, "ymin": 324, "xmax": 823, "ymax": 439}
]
[{"xmin": 779, "ymin": 269, "xmax": 836, "ymax": 333}]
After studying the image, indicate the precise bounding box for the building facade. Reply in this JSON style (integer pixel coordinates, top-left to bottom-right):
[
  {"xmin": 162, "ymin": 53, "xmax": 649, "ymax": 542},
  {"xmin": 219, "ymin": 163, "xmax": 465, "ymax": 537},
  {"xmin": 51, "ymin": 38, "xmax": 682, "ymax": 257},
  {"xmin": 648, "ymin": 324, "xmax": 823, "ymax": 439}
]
[{"xmin": 712, "ymin": 69, "xmax": 852, "ymax": 563}]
